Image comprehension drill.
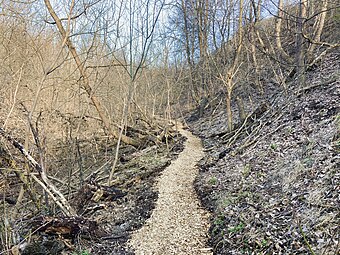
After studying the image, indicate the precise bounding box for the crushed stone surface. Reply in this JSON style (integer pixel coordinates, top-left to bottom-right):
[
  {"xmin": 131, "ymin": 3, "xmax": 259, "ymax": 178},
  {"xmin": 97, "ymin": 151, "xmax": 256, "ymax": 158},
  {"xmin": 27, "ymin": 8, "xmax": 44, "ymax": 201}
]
[{"xmin": 129, "ymin": 127, "xmax": 212, "ymax": 255}]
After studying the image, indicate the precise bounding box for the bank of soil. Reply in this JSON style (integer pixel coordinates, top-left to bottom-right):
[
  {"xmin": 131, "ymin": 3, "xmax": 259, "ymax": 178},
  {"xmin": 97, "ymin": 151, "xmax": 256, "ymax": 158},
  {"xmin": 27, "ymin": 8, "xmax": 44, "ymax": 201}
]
[{"xmin": 189, "ymin": 52, "xmax": 339, "ymax": 254}]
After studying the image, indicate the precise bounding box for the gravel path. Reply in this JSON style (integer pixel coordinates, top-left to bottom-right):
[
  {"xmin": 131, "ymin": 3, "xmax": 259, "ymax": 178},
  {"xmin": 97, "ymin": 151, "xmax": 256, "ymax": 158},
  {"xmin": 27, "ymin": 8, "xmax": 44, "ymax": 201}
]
[{"xmin": 129, "ymin": 127, "xmax": 212, "ymax": 255}]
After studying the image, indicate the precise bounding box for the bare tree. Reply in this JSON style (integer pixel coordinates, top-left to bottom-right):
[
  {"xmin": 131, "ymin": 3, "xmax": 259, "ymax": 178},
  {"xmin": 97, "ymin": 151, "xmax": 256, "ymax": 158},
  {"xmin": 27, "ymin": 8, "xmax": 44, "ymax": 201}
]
[
  {"xmin": 275, "ymin": 0, "xmax": 292, "ymax": 62},
  {"xmin": 219, "ymin": 0, "xmax": 244, "ymax": 131},
  {"xmin": 43, "ymin": 0, "xmax": 139, "ymax": 146},
  {"xmin": 249, "ymin": 0, "xmax": 264, "ymax": 93}
]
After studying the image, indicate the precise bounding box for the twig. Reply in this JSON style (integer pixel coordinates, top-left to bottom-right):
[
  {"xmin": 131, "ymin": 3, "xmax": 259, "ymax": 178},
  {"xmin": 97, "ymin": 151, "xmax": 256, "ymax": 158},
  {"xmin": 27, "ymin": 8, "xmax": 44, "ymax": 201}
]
[
  {"xmin": 299, "ymin": 224, "xmax": 316, "ymax": 255},
  {"xmin": 75, "ymin": 137, "xmax": 84, "ymax": 186},
  {"xmin": 0, "ymin": 127, "xmax": 76, "ymax": 216},
  {"xmin": 226, "ymin": 114, "xmax": 251, "ymax": 147}
]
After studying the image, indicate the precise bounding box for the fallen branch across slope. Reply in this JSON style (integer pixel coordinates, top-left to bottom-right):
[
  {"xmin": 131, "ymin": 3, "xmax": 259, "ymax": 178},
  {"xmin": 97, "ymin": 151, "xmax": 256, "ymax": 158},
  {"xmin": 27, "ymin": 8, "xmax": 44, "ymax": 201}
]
[{"xmin": 0, "ymin": 127, "xmax": 76, "ymax": 216}]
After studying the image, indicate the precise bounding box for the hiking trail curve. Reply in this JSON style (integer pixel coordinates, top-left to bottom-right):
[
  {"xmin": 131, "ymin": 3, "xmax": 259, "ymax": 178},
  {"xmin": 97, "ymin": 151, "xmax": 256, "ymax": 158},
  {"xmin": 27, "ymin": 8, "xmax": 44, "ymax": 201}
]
[{"xmin": 129, "ymin": 126, "xmax": 212, "ymax": 255}]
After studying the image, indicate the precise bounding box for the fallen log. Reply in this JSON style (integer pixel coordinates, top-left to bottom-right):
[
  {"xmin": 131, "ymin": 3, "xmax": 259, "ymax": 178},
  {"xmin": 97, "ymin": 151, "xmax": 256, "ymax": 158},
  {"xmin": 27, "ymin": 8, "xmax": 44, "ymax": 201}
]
[
  {"xmin": 31, "ymin": 215, "xmax": 101, "ymax": 238},
  {"xmin": 120, "ymin": 145, "xmax": 158, "ymax": 162},
  {"xmin": 0, "ymin": 127, "xmax": 76, "ymax": 216},
  {"xmin": 73, "ymin": 181, "xmax": 126, "ymax": 214},
  {"xmin": 208, "ymin": 102, "xmax": 269, "ymax": 139}
]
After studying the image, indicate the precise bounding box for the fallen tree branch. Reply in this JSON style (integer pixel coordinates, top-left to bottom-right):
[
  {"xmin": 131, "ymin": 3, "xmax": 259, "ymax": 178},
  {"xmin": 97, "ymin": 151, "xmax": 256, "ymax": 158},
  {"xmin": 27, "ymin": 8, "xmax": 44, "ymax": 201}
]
[
  {"xmin": 43, "ymin": 0, "xmax": 140, "ymax": 147},
  {"xmin": 31, "ymin": 215, "xmax": 100, "ymax": 238},
  {"xmin": 297, "ymin": 74, "xmax": 339, "ymax": 95},
  {"xmin": 0, "ymin": 127, "xmax": 76, "ymax": 216}
]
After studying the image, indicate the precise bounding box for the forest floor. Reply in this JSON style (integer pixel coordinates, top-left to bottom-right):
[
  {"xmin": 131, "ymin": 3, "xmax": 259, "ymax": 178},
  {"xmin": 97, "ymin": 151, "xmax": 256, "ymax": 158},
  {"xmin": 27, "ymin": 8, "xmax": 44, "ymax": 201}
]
[
  {"xmin": 129, "ymin": 126, "xmax": 211, "ymax": 255},
  {"xmin": 5, "ymin": 126, "xmax": 214, "ymax": 255},
  {"xmin": 188, "ymin": 51, "xmax": 339, "ymax": 254},
  {"xmin": 1, "ymin": 127, "xmax": 187, "ymax": 254},
  {"xmin": 1, "ymin": 52, "xmax": 338, "ymax": 255}
]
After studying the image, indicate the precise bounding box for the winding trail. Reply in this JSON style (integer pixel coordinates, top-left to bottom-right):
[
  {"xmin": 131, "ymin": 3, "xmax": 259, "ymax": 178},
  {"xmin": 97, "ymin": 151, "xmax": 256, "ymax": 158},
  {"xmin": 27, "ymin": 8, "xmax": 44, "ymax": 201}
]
[{"xmin": 129, "ymin": 127, "xmax": 212, "ymax": 255}]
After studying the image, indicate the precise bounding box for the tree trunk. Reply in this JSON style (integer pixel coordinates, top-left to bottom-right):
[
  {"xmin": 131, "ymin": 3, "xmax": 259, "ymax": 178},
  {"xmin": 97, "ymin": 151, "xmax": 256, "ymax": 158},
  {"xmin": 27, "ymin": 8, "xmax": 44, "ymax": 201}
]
[
  {"xmin": 222, "ymin": 0, "xmax": 244, "ymax": 132},
  {"xmin": 250, "ymin": 0, "xmax": 263, "ymax": 94},
  {"xmin": 226, "ymin": 92, "xmax": 233, "ymax": 132},
  {"xmin": 43, "ymin": 0, "xmax": 139, "ymax": 146},
  {"xmin": 296, "ymin": 0, "xmax": 307, "ymax": 89},
  {"xmin": 275, "ymin": 0, "xmax": 291, "ymax": 62},
  {"xmin": 307, "ymin": 0, "xmax": 328, "ymax": 59}
]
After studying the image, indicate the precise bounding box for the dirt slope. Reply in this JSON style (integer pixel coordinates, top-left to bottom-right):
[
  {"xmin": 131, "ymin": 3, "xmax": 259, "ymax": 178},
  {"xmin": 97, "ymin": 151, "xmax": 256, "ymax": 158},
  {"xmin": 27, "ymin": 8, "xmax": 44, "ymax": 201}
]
[
  {"xmin": 190, "ymin": 51, "xmax": 339, "ymax": 254},
  {"xmin": 129, "ymin": 127, "xmax": 212, "ymax": 255}
]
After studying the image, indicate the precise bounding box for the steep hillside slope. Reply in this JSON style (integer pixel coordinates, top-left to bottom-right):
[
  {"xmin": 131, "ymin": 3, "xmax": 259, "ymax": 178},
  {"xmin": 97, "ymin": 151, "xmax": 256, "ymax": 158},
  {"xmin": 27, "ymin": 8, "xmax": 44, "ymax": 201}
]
[{"xmin": 190, "ymin": 51, "xmax": 339, "ymax": 254}]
